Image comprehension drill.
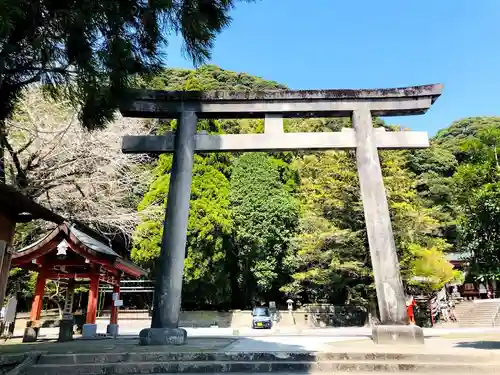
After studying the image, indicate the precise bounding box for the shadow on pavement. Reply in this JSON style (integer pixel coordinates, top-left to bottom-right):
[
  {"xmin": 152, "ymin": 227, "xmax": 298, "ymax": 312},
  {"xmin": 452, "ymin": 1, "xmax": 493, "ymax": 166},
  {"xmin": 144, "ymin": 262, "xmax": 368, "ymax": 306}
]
[{"xmin": 454, "ymin": 341, "xmax": 500, "ymax": 350}]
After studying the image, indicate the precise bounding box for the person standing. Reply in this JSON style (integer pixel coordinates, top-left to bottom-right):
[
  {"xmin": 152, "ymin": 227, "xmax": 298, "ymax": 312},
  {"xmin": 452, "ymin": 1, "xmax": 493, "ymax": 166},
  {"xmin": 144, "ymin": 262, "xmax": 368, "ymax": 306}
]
[
  {"xmin": 448, "ymin": 300, "xmax": 457, "ymax": 322},
  {"xmin": 440, "ymin": 299, "xmax": 450, "ymax": 322},
  {"xmin": 406, "ymin": 296, "xmax": 417, "ymax": 324},
  {"xmin": 479, "ymin": 283, "xmax": 487, "ymax": 299}
]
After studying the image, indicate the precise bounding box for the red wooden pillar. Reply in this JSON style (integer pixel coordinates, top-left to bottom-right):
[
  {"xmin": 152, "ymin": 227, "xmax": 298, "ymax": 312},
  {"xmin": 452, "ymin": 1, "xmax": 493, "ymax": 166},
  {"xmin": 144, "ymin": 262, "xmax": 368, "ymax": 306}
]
[
  {"xmin": 110, "ymin": 281, "xmax": 120, "ymax": 325},
  {"xmin": 86, "ymin": 274, "xmax": 99, "ymax": 324},
  {"xmin": 30, "ymin": 270, "xmax": 47, "ymax": 322}
]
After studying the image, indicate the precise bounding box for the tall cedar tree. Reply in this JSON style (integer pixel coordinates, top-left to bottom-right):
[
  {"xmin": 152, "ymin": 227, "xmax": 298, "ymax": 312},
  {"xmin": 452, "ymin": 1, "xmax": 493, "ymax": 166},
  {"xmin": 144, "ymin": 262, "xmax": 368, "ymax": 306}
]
[{"xmin": 0, "ymin": 0, "xmax": 251, "ymax": 181}]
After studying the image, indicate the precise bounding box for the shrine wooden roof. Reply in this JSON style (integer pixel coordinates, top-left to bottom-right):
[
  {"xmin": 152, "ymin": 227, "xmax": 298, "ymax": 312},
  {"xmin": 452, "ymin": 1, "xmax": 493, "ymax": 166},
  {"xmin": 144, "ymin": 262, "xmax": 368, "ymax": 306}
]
[
  {"xmin": 0, "ymin": 184, "xmax": 65, "ymax": 224},
  {"xmin": 12, "ymin": 222, "xmax": 146, "ymax": 280}
]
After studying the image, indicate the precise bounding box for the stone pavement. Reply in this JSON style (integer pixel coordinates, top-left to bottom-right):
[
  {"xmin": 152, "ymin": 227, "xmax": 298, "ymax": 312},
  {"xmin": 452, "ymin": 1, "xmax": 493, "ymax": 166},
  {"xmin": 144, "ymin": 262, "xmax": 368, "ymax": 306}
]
[
  {"xmin": 16, "ymin": 324, "xmax": 500, "ymax": 342},
  {"xmin": 2, "ymin": 328, "xmax": 500, "ymax": 354},
  {"xmin": 223, "ymin": 334, "xmax": 500, "ymax": 354},
  {"xmin": 0, "ymin": 337, "xmax": 236, "ymax": 354},
  {"xmin": 10, "ymin": 336, "xmax": 500, "ymax": 375}
]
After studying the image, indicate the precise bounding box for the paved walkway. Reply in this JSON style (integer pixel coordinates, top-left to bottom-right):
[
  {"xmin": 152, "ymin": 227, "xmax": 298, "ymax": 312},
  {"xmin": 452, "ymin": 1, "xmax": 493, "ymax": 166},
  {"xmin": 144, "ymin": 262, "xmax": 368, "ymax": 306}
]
[
  {"xmin": 20, "ymin": 324, "xmax": 500, "ymax": 341},
  {"xmin": 1, "ymin": 335, "xmax": 499, "ymax": 356},
  {"xmin": 222, "ymin": 334, "xmax": 500, "ymax": 354},
  {"xmin": 2, "ymin": 325, "xmax": 500, "ymax": 356},
  {"xmin": 8, "ymin": 321, "xmax": 500, "ymax": 356},
  {"xmin": 0, "ymin": 337, "xmax": 236, "ymax": 354}
]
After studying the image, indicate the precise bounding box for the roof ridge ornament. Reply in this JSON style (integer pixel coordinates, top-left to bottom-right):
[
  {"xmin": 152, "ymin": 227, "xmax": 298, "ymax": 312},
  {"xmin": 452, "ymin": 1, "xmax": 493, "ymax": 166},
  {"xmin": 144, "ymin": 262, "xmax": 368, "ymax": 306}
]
[{"xmin": 56, "ymin": 239, "xmax": 68, "ymax": 256}]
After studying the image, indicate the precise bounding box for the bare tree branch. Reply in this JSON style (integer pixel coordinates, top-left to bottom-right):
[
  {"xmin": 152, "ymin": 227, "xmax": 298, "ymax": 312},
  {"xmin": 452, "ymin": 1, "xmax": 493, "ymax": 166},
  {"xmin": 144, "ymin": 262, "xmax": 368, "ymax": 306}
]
[
  {"xmin": 1, "ymin": 135, "xmax": 26, "ymax": 183},
  {"xmin": 5, "ymin": 85, "xmax": 154, "ymax": 238}
]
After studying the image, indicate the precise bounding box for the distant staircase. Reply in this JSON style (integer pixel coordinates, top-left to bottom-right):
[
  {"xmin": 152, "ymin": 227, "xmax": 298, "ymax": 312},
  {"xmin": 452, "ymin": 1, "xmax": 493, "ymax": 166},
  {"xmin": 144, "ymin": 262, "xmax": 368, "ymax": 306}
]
[{"xmin": 455, "ymin": 299, "xmax": 500, "ymax": 328}]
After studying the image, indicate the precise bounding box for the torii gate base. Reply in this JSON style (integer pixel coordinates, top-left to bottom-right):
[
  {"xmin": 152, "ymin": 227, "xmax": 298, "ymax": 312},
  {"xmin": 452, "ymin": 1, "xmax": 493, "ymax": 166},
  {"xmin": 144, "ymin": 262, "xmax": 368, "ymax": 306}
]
[{"xmin": 121, "ymin": 85, "xmax": 443, "ymax": 346}]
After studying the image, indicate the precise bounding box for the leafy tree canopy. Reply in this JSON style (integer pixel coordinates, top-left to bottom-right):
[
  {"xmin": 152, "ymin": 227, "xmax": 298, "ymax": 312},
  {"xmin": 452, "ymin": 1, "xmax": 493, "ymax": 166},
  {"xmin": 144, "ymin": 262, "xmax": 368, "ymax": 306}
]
[
  {"xmin": 17, "ymin": 65, "xmax": 500, "ymax": 313},
  {"xmin": 0, "ymin": 0, "xmax": 249, "ymax": 129}
]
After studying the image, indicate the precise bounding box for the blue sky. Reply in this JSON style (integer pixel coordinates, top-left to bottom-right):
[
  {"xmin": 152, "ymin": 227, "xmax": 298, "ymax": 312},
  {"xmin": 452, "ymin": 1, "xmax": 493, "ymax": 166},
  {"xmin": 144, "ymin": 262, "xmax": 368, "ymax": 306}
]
[{"xmin": 164, "ymin": 0, "xmax": 500, "ymax": 136}]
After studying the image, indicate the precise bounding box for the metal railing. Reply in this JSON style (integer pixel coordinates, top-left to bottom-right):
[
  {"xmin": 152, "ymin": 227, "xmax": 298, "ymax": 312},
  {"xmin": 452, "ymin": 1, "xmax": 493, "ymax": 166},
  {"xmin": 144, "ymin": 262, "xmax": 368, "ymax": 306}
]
[
  {"xmin": 99, "ymin": 280, "xmax": 154, "ymax": 293},
  {"xmin": 492, "ymin": 302, "xmax": 500, "ymax": 327}
]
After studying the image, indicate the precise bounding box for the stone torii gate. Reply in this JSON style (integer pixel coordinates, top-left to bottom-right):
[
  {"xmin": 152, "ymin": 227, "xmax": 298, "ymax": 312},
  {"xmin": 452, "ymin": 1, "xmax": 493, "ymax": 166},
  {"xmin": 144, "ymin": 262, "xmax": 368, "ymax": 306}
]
[{"xmin": 120, "ymin": 84, "xmax": 443, "ymax": 345}]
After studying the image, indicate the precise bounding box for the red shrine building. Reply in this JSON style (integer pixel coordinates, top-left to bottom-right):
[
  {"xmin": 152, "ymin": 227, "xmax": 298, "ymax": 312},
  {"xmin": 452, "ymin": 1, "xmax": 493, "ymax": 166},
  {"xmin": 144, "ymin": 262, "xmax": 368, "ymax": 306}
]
[{"xmin": 12, "ymin": 221, "xmax": 146, "ymax": 341}]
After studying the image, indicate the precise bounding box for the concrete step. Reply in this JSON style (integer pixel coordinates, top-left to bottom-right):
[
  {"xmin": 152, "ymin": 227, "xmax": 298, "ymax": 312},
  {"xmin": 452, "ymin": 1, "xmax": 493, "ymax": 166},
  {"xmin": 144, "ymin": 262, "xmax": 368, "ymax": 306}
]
[
  {"xmin": 459, "ymin": 318, "xmax": 495, "ymax": 322},
  {"xmin": 433, "ymin": 322, "xmax": 459, "ymax": 328},
  {"xmin": 27, "ymin": 360, "xmax": 500, "ymax": 374},
  {"xmin": 458, "ymin": 318, "xmax": 495, "ymax": 322},
  {"xmin": 458, "ymin": 324, "xmax": 494, "ymax": 328},
  {"xmin": 464, "ymin": 310, "xmax": 498, "ymax": 314},
  {"xmin": 454, "ymin": 301, "xmax": 500, "ymax": 328},
  {"xmin": 35, "ymin": 351, "xmax": 497, "ymax": 365},
  {"xmin": 460, "ymin": 312, "xmax": 497, "ymax": 316},
  {"xmin": 27, "ymin": 351, "xmax": 500, "ymax": 375},
  {"xmin": 458, "ymin": 319, "xmax": 495, "ymax": 323},
  {"xmin": 147, "ymin": 373, "xmax": 495, "ymax": 375},
  {"xmin": 460, "ymin": 309, "xmax": 497, "ymax": 314},
  {"xmin": 459, "ymin": 316, "xmax": 496, "ymax": 321}
]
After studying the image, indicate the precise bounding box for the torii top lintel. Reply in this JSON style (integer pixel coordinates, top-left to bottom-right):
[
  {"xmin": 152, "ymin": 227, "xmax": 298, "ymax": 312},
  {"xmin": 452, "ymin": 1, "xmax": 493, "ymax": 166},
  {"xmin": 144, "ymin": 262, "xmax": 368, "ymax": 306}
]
[{"xmin": 119, "ymin": 84, "xmax": 443, "ymax": 119}]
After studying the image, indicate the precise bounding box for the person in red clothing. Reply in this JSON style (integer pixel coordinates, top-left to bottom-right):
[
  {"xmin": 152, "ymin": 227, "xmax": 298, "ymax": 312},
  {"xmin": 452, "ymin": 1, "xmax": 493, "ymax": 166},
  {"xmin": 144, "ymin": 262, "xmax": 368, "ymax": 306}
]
[{"xmin": 406, "ymin": 296, "xmax": 417, "ymax": 324}]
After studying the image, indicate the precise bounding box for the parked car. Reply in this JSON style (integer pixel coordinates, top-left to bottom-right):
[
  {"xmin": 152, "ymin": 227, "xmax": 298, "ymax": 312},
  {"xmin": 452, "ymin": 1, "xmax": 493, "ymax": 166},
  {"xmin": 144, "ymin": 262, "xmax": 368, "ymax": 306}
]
[{"xmin": 251, "ymin": 306, "xmax": 272, "ymax": 329}]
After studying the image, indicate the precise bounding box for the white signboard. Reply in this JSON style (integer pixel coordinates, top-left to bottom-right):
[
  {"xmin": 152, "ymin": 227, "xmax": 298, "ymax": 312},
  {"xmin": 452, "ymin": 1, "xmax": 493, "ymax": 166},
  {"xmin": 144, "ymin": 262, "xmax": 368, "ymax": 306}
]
[
  {"xmin": 112, "ymin": 293, "xmax": 119, "ymax": 301},
  {"xmin": 114, "ymin": 299, "xmax": 123, "ymax": 307},
  {"xmin": 4, "ymin": 297, "xmax": 17, "ymax": 324}
]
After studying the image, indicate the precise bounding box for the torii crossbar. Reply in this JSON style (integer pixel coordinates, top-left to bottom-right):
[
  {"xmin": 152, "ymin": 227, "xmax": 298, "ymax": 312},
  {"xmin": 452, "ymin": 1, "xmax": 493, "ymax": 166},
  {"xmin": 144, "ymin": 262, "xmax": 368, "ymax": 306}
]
[{"xmin": 120, "ymin": 84, "xmax": 443, "ymax": 346}]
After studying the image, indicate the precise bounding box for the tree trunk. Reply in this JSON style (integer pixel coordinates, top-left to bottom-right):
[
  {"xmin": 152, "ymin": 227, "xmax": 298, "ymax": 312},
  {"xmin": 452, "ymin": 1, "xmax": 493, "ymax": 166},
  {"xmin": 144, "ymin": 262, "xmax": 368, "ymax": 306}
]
[
  {"xmin": 0, "ymin": 82, "xmax": 23, "ymax": 184},
  {"xmin": 57, "ymin": 301, "xmax": 63, "ymax": 319},
  {"xmin": 494, "ymin": 145, "xmax": 498, "ymax": 168},
  {"xmin": 48, "ymin": 298, "xmax": 64, "ymax": 319},
  {"xmin": 0, "ymin": 119, "xmax": 5, "ymax": 184},
  {"xmin": 224, "ymin": 237, "xmax": 242, "ymax": 309}
]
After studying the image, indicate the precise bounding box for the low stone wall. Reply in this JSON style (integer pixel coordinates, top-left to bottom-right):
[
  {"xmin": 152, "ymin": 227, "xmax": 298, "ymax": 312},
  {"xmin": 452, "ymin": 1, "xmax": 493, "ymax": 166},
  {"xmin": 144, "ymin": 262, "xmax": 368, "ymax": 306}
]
[
  {"xmin": 15, "ymin": 305, "xmax": 369, "ymax": 329},
  {"xmin": 298, "ymin": 304, "xmax": 368, "ymax": 327}
]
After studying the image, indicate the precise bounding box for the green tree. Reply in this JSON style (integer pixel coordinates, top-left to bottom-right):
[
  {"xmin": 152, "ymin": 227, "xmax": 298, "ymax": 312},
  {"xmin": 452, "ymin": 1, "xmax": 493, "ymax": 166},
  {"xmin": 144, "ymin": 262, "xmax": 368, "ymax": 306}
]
[
  {"xmin": 130, "ymin": 65, "xmax": 464, "ymax": 311},
  {"xmin": 230, "ymin": 152, "xmax": 299, "ymax": 306},
  {"xmin": 408, "ymin": 117, "xmax": 500, "ymax": 253},
  {"xmin": 406, "ymin": 117, "xmax": 500, "ymax": 287},
  {"xmin": 380, "ymin": 148, "xmax": 458, "ymax": 292},
  {"xmin": 406, "ymin": 244, "xmax": 463, "ymax": 292},
  {"xmin": 136, "ymin": 65, "xmax": 286, "ymax": 92},
  {"xmin": 132, "ymin": 152, "xmax": 234, "ymax": 308},
  {"xmin": 434, "ymin": 117, "xmax": 500, "ymax": 163},
  {"xmin": 281, "ymin": 151, "xmax": 370, "ymax": 306},
  {"xmin": 0, "ymin": 1, "xmax": 249, "ymax": 127},
  {"xmin": 453, "ymin": 121, "xmax": 500, "ymax": 278},
  {"xmin": 131, "ymin": 65, "xmax": 291, "ymax": 308},
  {"xmin": 0, "ymin": 0, "xmax": 250, "ymax": 180},
  {"xmin": 286, "ymin": 145, "xmax": 456, "ymax": 307}
]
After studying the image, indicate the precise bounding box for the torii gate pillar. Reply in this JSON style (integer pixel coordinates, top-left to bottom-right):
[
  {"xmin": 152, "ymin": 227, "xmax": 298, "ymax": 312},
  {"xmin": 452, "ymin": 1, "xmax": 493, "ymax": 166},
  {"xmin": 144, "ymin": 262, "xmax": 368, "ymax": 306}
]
[{"xmin": 121, "ymin": 85, "xmax": 443, "ymax": 346}]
